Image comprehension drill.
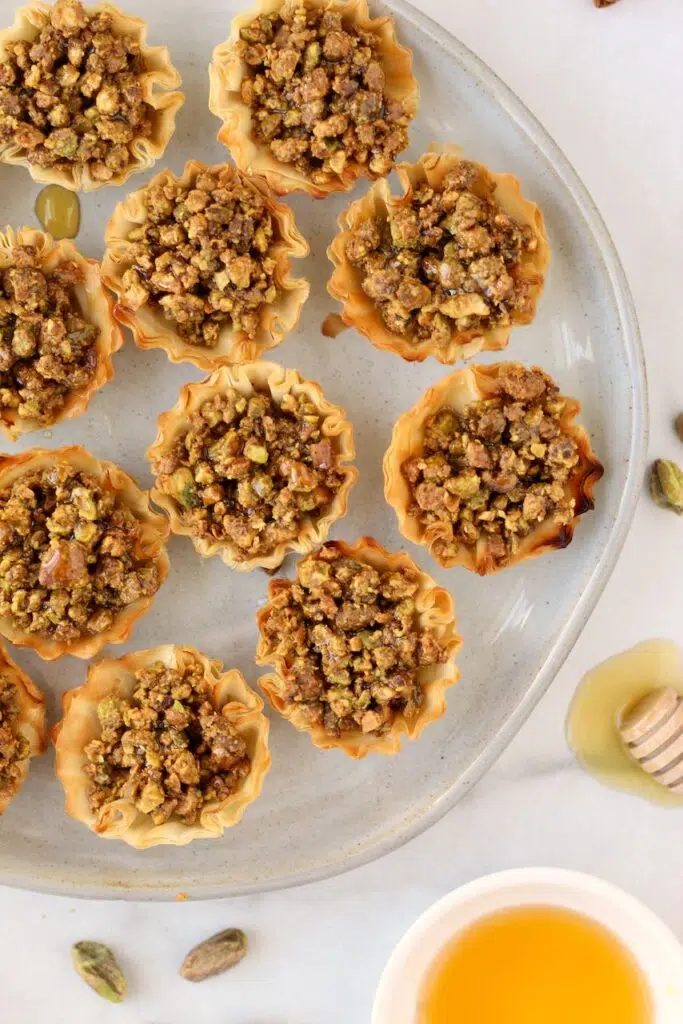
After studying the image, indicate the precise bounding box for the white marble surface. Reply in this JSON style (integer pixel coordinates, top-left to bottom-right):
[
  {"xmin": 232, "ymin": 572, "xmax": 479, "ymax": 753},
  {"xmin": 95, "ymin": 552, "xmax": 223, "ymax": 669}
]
[{"xmin": 1, "ymin": 0, "xmax": 682, "ymax": 1021}]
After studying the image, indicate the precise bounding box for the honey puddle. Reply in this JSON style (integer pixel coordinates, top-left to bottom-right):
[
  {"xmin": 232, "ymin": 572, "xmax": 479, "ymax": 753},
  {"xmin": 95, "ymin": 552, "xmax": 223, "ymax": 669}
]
[
  {"xmin": 35, "ymin": 184, "xmax": 80, "ymax": 239},
  {"xmin": 566, "ymin": 638, "xmax": 683, "ymax": 806},
  {"xmin": 418, "ymin": 904, "xmax": 653, "ymax": 1024}
]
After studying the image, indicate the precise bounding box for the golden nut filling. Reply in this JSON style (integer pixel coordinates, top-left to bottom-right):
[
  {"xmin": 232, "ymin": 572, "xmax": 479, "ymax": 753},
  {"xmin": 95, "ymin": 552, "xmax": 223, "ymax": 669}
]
[
  {"xmin": 152, "ymin": 387, "xmax": 347, "ymax": 561},
  {"xmin": 0, "ymin": 675, "xmax": 30, "ymax": 803},
  {"xmin": 236, "ymin": 0, "xmax": 412, "ymax": 186},
  {"xmin": 345, "ymin": 159, "xmax": 538, "ymax": 346},
  {"xmin": 0, "ymin": 244, "xmax": 99, "ymax": 426},
  {"xmin": 0, "ymin": 464, "xmax": 161, "ymax": 644},
  {"xmin": 402, "ymin": 365, "xmax": 580, "ymax": 562},
  {"xmin": 83, "ymin": 657, "xmax": 251, "ymax": 826},
  {"xmin": 120, "ymin": 166, "xmax": 281, "ymax": 347},
  {"xmin": 0, "ymin": 0, "xmax": 155, "ymax": 183},
  {"xmin": 259, "ymin": 545, "xmax": 448, "ymax": 737}
]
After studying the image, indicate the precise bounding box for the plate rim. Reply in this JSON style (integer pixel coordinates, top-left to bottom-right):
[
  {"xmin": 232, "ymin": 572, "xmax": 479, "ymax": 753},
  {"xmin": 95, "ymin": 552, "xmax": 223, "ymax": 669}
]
[{"xmin": 0, "ymin": 0, "xmax": 647, "ymax": 900}]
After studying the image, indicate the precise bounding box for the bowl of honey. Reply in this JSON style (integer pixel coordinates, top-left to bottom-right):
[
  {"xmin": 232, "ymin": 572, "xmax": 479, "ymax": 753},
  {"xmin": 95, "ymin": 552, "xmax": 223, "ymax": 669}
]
[{"xmin": 372, "ymin": 868, "xmax": 683, "ymax": 1024}]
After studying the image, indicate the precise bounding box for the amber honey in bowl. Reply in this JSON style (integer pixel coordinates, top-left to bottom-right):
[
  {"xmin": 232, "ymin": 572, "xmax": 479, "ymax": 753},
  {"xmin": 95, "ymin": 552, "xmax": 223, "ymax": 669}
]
[{"xmin": 418, "ymin": 904, "xmax": 653, "ymax": 1024}]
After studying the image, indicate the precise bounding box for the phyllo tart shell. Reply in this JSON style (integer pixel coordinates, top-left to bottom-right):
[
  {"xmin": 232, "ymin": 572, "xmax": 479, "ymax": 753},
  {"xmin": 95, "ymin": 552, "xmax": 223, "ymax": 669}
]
[
  {"xmin": 327, "ymin": 146, "xmax": 550, "ymax": 364},
  {"xmin": 0, "ymin": 445, "xmax": 170, "ymax": 659},
  {"xmin": 256, "ymin": 537, "xmax": 462, "ymax": 758},
  {"xmin": 101, "ymin": 159, "xmax": 310, "ymax": 371},
  {"xmin": 208, "ymin": 0, "xmax": 418, "ymax": 198},
  {"xmin": 0, "ymin": 1, "xmax": 184, "ymax": 192},
  {"xmin": 0, "ymin": 226, "xmax": 123, "ymax": 440},
  {"xmin": 53, "ymin": 644, "xmax": 272, "ymax": 848},
  {"xmin": 147, "ymin": 361, "xmax": 358, "ymax": 572},
  {"xmin": 383, "ymin": 362, "xmax": 603, "ymax": 575},
  {"xmin": 0, "ymin": 640, "xmax": 46, "ymax": 814}
]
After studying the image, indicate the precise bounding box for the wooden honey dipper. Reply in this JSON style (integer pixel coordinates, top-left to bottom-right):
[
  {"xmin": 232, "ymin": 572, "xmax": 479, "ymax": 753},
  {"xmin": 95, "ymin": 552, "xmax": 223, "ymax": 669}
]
[{"xmin": 618, "ymin": 687, "xmax": 683, "ymax": 794}]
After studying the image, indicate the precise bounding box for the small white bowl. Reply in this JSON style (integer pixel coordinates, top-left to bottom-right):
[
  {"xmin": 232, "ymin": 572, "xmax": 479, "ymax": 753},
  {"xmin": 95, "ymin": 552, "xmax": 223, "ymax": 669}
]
[{"xmin": 372, "ymin": 867, "xmax": 683, "ymax": 1023}]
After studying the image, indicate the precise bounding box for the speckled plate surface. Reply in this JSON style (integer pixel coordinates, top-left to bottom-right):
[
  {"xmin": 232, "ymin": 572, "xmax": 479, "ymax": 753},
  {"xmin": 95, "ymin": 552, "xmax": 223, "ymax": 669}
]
[{"xmin": 0, "ymin": 0, "xmax": 645, "ymax": 898}]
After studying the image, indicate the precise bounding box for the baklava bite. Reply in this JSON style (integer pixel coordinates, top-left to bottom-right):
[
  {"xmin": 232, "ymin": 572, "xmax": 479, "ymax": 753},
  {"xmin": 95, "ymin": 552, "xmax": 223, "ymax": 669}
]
[
  {"xmin": 0, "ymin": 446, "xmax": 169, "ymax": 659},
  {"xmin": 102, "ymin": 160, "xmax": 309, "ymax": 369},
  {"xmin": 148, "ymin": 363, "xmax": 357, "ymax": 572},
  {"xmin": 384, "ymin": 363, "xmax": 603, "ymax": 574},
  {"xmin": 328, "ymin": 148, "xmax": 550, "ymax": 364},
  {"xmin": 209, "ymin": 0, "xmax": 418, "ymax": 196},
  {"xmin": 0, "ymin": 641, "xmax": 46, "ymax": 814},
  {"xmin": 0, "ymin": 0, "xmax": 183, "ymax": 189},
  {"xmin": 256, "ymin": 539, "xmax": 461, "ymax": 757},
  {"xmin": 0, "ymin": 228, "xmax": 121, "ymax": 438},
  {"xmin": 54, "ymin": 645, "xmax": 271, "ymax": 847}
]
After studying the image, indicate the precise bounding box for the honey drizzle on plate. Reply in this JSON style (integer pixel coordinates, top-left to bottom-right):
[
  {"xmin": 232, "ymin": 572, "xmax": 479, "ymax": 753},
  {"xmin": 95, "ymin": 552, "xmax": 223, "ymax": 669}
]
[
  {"xmin": 35, "ymin": 185, "xmax": 80, "ymax": 240},
  {"xmin": 321, "ymin": 313, "xmax": 348, "ymax": 338},
  {"xmin": 566, "ymin": 638, "xmax": 683, "ymax": 806}
]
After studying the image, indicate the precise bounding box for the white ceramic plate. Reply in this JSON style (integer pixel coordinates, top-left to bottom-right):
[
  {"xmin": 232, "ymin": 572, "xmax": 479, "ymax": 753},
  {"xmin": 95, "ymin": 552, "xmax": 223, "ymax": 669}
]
[
  {"xmin": 372, "ymin": 869, "xmax": 683, "ymax": 1023},
  {"xmin": 0, "ymin": 0, "xmax": 645, "ymax": 898}
]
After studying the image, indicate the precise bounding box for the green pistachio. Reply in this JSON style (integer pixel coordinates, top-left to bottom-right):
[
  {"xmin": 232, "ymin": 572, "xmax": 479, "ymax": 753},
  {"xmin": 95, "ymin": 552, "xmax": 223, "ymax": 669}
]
[
  {"xmin": 245, "ymin": 443, "xmax": 268, "ymax": 464},
  {"xmin": 650, "ymin": 459, "xmax": 683, "ymax": 515},
  {"xmin": 71, "ymin": 941, "xmax": 127, "ymax": 1003}
]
